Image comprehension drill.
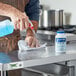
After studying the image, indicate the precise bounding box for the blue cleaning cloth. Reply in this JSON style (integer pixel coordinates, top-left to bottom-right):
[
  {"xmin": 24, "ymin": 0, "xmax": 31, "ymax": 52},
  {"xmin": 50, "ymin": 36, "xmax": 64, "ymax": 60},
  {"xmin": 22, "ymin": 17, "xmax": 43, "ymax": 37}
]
[{"xmin": 0, "ymin": 52, "xmax": 11, "ymax": 63}]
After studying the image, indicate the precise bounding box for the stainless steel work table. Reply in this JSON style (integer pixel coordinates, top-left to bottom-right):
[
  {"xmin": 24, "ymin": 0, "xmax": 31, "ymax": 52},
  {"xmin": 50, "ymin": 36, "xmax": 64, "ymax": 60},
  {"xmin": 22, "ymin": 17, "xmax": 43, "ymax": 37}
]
[{"xmin": 1, "ymin": 43, "xmax": 76, "ymax": 76}]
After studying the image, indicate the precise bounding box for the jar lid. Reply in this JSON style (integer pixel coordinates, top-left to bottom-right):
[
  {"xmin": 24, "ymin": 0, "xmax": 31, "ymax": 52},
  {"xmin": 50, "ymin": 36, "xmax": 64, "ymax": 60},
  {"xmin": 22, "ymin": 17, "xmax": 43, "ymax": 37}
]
[{"xmin": 57, "ymin": 30, "xmax": 65, "ymax": 33}]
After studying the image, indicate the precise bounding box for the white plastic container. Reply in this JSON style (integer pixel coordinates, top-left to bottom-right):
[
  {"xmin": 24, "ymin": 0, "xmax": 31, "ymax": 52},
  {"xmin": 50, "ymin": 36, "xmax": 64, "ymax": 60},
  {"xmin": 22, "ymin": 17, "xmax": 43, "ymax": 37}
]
[{"xmin": 55, "ymin": 30, "xmax": 66, "ymax": 53}]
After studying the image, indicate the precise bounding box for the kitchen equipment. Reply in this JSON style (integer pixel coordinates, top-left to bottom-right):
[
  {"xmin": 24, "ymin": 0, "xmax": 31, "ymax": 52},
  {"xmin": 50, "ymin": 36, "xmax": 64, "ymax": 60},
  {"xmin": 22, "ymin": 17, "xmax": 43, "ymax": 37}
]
[
  {"xmin": 54, "ymin": 9, "xmax": 64, "ymax": 28},
  {"xmin": 38, "ymin": 5, "xmax": 44, "ymax": 28},
  {"xmin": 39, "ymin": 9, "xmax": 56, "ymax": 29},
  {"xmin": 43, "ymin": 10, "xmax": 55, "ymax": 28},
  {"xmin": 59, "ymin": 10, "xmax": 64, "ymax": 26},
  {"xmin": 39, "ymin": 9, "xmax": 64, "ymax": 31},
  {"xmin": 38, "ymin": 5, "xmax": 50, "ymax": 29},
  {"xmin": 64, "ymin": 12, "xmax": 71, "ymax": 25},
  {"xmin": 63, "ymin": 25, "xmax": 76, "ymax": 33}
]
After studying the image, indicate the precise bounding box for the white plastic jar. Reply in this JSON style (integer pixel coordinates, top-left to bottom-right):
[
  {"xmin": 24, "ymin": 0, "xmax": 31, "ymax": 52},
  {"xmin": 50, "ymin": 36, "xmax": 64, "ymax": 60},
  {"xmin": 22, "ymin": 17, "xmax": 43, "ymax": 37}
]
[{"xmin": 55, "ymin": 30, "xmax": 66, "ymax": 53}]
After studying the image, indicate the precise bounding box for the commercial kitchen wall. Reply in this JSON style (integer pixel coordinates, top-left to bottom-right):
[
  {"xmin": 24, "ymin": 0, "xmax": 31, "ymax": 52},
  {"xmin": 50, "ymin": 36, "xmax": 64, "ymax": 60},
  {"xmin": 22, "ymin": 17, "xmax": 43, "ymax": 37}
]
[{"xmin": 40, "ymin": 0, "xmax": 76, "ymax": 25}]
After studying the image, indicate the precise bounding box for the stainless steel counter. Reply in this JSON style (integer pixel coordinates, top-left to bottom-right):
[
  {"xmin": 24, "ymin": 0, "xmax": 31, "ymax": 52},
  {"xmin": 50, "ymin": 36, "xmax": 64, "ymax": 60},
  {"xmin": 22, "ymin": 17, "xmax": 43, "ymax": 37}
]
[
  {"xmin": 0, "ymin": 30, "xmax": 76, "ymax": 76},
  {"xmin": 0, "ymin": 43, "xmax": 76, "ymax": 71}
]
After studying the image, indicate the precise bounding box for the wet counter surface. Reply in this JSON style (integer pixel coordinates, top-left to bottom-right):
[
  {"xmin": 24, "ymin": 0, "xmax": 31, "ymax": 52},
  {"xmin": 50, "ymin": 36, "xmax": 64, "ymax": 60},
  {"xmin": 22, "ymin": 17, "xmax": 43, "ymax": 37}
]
[{"xmin": 0, "ymin": 42, "xmax": 76, "ymax": 71}]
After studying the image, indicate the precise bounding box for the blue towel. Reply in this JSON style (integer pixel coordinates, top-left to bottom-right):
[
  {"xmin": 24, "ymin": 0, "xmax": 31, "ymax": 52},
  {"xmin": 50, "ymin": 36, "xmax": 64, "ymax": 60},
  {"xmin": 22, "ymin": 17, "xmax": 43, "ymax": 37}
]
[{"xmin": 0, "ymin": 52, "xmax": 11, "ymax": 63}]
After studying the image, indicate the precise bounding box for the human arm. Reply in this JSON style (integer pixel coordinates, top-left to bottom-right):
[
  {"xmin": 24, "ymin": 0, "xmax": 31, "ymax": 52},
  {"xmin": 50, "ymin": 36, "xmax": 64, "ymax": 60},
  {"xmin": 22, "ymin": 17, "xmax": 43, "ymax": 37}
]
[
  {"xmin": 25, "ymin": 0, "xmax": 39, "ymax": 31},
  {"xmin": 25, "ymin": 21, "xmax": 39, "ymax": 47},
  {"xmin": 0, "ymin": 2, "xmax": 29, "ymax": 30},
  {"xmin": 0, "ymin": 2, "xmax": 15, "ymax": 17},
  {"xmin": 25, "ymin": 0, "xmax": 40, "ymax": 47}
]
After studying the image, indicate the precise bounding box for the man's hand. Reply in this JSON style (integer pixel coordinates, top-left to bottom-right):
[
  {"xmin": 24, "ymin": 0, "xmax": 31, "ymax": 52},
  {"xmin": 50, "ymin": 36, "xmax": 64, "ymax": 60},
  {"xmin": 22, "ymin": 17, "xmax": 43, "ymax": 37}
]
[
  {"xmin": 25, "ymin": 35, "xmax": 39, "ymax": 48},
  {"xmin": 25, "ymin": 27, "xmax": 39, "ymax": 48},
  {"xmin": 0, "ymin": 2, "xmax": 29, "ymax": 30},
  {"xmin": 10, "ymin": 10, "xmax": 29, "ymax": 30}
]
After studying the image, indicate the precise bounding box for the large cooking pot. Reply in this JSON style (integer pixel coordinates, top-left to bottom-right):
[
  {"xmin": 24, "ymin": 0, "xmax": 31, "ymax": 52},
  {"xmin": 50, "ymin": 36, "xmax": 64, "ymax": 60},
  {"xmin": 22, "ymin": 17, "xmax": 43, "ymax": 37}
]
[
  {"xmin": 39, "ymin": 5, "xmax": 50, "ymax": 29},
  {"xmin": 39, "ymin": 9, "xmax": 64, "ymax": 30},
  {"xmin": 39, "ymin": 10, "xmax": 56, "ymax": 29}
]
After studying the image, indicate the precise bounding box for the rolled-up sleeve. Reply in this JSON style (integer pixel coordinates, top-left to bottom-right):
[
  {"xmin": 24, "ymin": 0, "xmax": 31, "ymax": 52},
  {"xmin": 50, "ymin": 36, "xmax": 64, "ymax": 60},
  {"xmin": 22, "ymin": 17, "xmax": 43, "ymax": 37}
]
[{"xmin": 25, "ymin": 0, "xmax": 40, "ymax": 21}]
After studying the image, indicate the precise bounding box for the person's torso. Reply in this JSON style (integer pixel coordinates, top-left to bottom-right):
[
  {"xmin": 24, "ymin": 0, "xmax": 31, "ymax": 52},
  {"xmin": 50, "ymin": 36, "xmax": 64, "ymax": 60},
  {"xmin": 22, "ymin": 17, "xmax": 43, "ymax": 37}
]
[{"xmin": 0, "ymin": 0, "xmax": 29, "ymax": 21}]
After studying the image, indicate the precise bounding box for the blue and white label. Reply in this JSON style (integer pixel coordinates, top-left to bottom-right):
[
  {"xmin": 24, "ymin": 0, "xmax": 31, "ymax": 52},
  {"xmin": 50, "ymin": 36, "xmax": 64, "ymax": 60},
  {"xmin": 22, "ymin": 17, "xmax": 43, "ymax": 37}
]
[{"xmin": 55, "ymin": 38, "xmax": 66, "ymax": 52}]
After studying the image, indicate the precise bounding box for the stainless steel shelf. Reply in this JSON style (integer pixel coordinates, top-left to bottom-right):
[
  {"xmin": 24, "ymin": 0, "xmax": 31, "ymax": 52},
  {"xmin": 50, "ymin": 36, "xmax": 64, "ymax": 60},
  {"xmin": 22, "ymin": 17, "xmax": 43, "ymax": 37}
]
[{"xmin": 37, "ymin": 30, "xmax": 76, "ymax": 42}]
